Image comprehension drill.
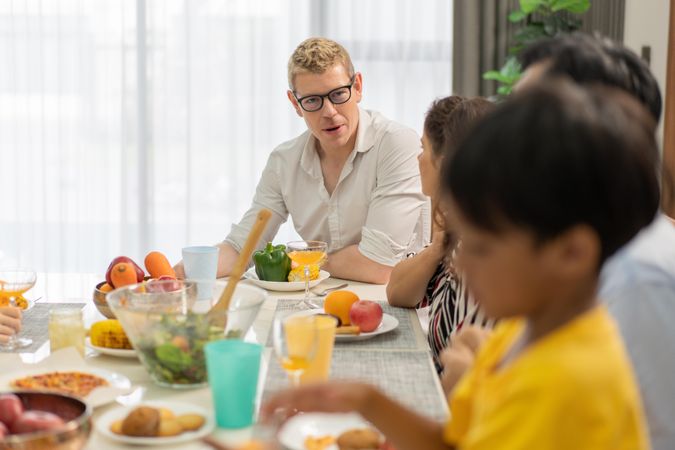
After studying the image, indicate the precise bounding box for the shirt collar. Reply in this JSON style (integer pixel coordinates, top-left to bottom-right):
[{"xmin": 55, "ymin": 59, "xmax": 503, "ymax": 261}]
[{"xmin": 300, "ymin": 107, "xmax": 375, "ymax": 178}]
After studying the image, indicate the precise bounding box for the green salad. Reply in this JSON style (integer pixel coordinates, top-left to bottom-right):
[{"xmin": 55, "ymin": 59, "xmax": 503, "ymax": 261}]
[{"xmin": 135, "ymin": 313, "xmax": 242, "ymax": 386}]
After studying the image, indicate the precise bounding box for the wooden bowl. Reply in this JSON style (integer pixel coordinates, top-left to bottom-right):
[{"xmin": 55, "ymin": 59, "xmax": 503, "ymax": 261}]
[{"xmin": 92, "ymin": 281, "xmax": 116, "ymax": 319}]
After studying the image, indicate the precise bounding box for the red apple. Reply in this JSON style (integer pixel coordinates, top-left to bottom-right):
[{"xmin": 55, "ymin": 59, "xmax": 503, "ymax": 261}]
[
  {"xmin": 0, "ymin": 421, "xmax": 8, "ymax": 438},
  {"xmin": 105, "ymin": 256, "xmax": 144, "ymax": 286},
  {"xmin": 0, "ymin": 394, "xmax": 23, "ymax": 427},
  {"xmin": 349, "ymin": 300, "xmax": 383, "ymax": 332},
  {"xmin": 11, "ymin": 411, "xmax": 65, "ymax": 434}
]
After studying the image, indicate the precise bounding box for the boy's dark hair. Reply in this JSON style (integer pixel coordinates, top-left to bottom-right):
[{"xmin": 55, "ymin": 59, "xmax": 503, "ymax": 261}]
[
  {"xmin": 519, "ymin": 32, "xmax": 662, "ymax": 123},
  {"xmin": 424, "ymin": 96, "xmax": 495, "ymax": 160},
  {"xmin": 441, "ymin": 81, "xmax": 660, "ymax": 266}
]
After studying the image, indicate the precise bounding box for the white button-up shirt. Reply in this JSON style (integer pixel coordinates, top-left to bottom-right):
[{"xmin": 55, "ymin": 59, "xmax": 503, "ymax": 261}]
[{"xmin": 225, "ymin": 108, "xmax": 430, "ymax": 266}]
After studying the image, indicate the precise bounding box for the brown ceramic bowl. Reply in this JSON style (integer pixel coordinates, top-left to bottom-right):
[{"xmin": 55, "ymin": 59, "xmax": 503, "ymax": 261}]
[
  {"xmin": 0, "ymin": 391, "xmax": 92, "ymax": 450},
  {"xmin": 92, "ymin": 281, "xmax": 115, "ymax": 319}
]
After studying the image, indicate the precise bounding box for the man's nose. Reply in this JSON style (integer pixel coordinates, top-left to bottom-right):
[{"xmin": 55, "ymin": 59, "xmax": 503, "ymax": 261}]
[{"xmin": 321, "ymin": 97, "xmax": 338, "ymax": 117}]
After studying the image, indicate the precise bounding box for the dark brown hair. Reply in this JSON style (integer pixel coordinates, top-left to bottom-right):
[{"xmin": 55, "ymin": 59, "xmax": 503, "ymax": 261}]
[{"xmin": 424, "ymin": 96, "xmax": 495, "ymax": 249}]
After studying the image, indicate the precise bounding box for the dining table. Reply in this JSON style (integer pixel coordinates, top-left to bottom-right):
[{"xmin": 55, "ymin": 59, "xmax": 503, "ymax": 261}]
[{"xmin": 0, "ymin": 272, "xmax": 448, "ymax": 449}]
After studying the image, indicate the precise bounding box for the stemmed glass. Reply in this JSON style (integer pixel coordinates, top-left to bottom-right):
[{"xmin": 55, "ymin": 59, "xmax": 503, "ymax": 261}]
[
  {"xmin": 272, "ymin": 315, "xmax": 319, "ymax": 386},
  {"xmin": 286, "ymin": 240, "xmax": 327, "ymax": 309},
  {"xmin": 0, "ymin": 268, "xmax": 37, "ymax": 350}
]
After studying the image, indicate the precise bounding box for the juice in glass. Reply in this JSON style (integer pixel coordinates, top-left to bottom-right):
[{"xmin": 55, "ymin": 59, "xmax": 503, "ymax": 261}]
[
  {"xmin": 287, "ymin": 250, "xmax": 326, "ymax": 266},
  {"xmin": 299, "ymin": 315, "xmax": 337, "ymax": 383},
  {"xmin": 49, "ymin": 309, "xmax": 85, "ymax": 356}
]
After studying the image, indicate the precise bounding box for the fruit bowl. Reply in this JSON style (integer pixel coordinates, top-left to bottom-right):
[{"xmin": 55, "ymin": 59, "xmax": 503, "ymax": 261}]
[
  {"xmin": 92, "ymin": 281, "xmax": 115, "ymax": 319},
  {"xmin": 106, "ymin": 280, "xmax": 266, "ymax": 389},
  {"xmin": 0, "ymin": 391, "xmax": 92, "ymax": 450}
]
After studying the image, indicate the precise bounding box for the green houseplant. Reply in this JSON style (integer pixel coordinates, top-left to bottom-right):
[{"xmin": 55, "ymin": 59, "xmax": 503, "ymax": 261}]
[{"xmin": 483, "ymin": 0, "xmax": 591, "ymax": 96}]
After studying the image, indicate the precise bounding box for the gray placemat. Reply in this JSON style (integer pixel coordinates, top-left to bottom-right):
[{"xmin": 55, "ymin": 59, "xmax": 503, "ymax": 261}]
[
  {"xmin": 262, "ymin": 348, "xmax": 448, "ymax": 421},
  {"xmin": 0, "ymin": 303, "xmax": 85, "ymax": 353},
  {"xmin": 267, "ymin": 299, "xmax": 421, "ymax": 351}
]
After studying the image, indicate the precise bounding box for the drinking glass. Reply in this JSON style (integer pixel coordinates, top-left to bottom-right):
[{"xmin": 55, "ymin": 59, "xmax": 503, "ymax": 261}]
[
  {"xmin": 0, "ymin": 268, "xmax": 37, "ymax": 350},
  {"xmin": 49, "ymin": 308, "xmax": 85, "ymax": 356},
  {"xmin": 286, "ymin": 240, "xmax": 327, "ymax": 309},
  {"xmin": 272, "ymin": 315, "xmax": 319, "ymax": 386}
]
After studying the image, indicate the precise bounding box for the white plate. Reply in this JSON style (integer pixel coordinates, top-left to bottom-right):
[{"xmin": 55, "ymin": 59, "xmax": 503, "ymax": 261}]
[
  {"xmin": 288, "ymin": 309, "xmax": 399, "ymax": 342},
  {"xmin": 279, "ymin": 412, "xmax": 376, "ymax": 450},
  {"xmin": 95, "ymin": 400, "xmax": 215, "ymax": 446},
  {"xmin": 86, "ymin": 337, "xmax": 137, "ymax": 359},
  {"xmin": 244, "ymin": 268, "xmax": 330, "ymax": 292},
  {"xmin": 0, "ymin": 367, "xmax": 132, "ymax": 408}
]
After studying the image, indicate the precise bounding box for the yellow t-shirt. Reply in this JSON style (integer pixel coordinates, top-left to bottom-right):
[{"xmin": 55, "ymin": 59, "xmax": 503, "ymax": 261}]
[{"xmin": 444, "ymin": 306, "xmax": 649, "ymax": 450}]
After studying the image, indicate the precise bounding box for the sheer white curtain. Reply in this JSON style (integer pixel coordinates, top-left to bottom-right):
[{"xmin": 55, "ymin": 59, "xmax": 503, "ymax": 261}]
[{"xmin": 0, "ymin": 0, "xmax": 452, "ymax": 274}]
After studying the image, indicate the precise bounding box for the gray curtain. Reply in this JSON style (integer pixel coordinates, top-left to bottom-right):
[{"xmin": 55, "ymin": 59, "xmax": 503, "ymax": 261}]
[{"xmin": 453, "ymin": 0, "xmax": 626, "ymax": 97}]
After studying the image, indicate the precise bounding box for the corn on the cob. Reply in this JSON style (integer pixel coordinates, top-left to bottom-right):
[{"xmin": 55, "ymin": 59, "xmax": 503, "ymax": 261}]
[
  {"xmin": 287, "ymin": 264, "xmax": 320, "ymax": 282},
  {"xmin": 90, "ymin": 319, "xmax": 133, "ymax": 349}
]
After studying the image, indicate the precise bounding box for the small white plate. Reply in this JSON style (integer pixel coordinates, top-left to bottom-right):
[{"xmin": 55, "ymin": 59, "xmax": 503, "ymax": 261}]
[
  {"xmin": 95, "ymin": 400, "xmax": 215, "ymax": 446},
  {"xmin": 244, "ymin": 268, "xmax": 330, "ymax": 292},
  {"xmin": 288, "ymin": 309, "xmax": 399, "ymax": 342},
  {"xmin": 86, "ymin": 337, "xmax": 137, "ymax": 359},
  {"xmin": 279, "ymin": 412, "xmax": 376, "ymax": 450},
  {"xmin": 0, "ymin": 368, "xmax": 132, "ymax": 408}
]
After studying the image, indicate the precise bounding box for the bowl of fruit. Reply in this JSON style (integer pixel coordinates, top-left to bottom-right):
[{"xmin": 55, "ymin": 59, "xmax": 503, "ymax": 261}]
[
  {"xmin": 106, "ymin": 279, "xmax": 266, "ymax": 389},
  {"xmin": 0, "ymin": 391, "xmax": 92, "ymax": 450},
  {"xmin": 93, "ymin": 252, "xmax": 177, "ymax": 319}
]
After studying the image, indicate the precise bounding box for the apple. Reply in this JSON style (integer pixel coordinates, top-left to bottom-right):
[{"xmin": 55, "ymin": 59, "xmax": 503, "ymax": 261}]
[
  {"xmin": 11, "ymin": 411, "xmax": 65, "ymax": 434},
  {"xmin": 349, "ymin": 300, "xmax": 383, "ymax": 332},
  {"xmin": 146, "ymin": 276, "xmax": 182, "ymax": 293},
  {"xmin": 105, "ymin": 256, "xmax": 144, "ymax": 286},
  {"xmin": 0, "ymin": 394, "xmax": 23, "ymax": 427},
  {"xmin": 0, "ymin": 421, "xmax": 8, "ymax": 438}
]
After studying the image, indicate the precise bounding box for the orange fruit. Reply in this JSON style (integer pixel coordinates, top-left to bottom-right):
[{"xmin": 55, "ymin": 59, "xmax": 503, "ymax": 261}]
[{"xmin": 324, "ymin": 290, "xmax": 360, "ymax": 326}]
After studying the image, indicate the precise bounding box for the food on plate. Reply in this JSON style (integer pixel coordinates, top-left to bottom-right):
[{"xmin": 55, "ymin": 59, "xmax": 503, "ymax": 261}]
[
  {"xmin": 121, "ymin": 406, "xmax": 161, "ymax": 437},
  {"xmin": 287, "ymin": 264, "xmax": 320, "ymax": 282},
  {"xmin": 336, "ymin": 428, "xmax": 382, "ymax": 450},
  {"xmin": 304, "ymin": 434, "xmax": 336, "ymax": 450},
  {"xmin": 90, "ymin": 319, "xmax": 133, "ymax": 349},
  {"xmin": 0, "ymin": 395, "xmax": 68, "ymax": 437},
  {"xmin": 334, "ymin": 325, "xmax": 361, "ymax": 335},
  {"xmin": 106, "ymin": 256, "xmax": 145, "ymax": 287},
  {"xmin": 10, "ymin": 371, "xmax": 109, "ymax": 398},
  {"xmin": 253, "ymin": 243, "xmax": 292, "ymax": 282},
  {"xmin": 324, "ymin": 290, "xmax": 360, "ymax": 326},
  {"xmin": 144, "ymin": 251, "xmax": 177, "ymax": 279},
  {"xmin": 176, "ymin": 413, "xmax": 206, "ymax": 431},
  {"xmin": 11, "ymin": 410, "xmax": 65, "ymax": 434},
  {"xmin": 112, "ymin": 405, "xmax": 206, "ymax": 438},
  {"xmin": 349, "ymin": 300, "xmax": 383, "ymax": 333}
]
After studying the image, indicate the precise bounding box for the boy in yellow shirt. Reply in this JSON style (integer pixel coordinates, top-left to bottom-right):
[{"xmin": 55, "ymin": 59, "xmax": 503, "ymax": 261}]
[{"xmin": 262, "ymin": 81, "xmax": 657, "ymax": 450}]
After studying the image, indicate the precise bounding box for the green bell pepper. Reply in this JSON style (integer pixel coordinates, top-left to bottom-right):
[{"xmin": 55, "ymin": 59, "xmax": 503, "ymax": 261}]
[{"xmin": 253, "ymin": 242, "xmax": 292, "ymax": 282}]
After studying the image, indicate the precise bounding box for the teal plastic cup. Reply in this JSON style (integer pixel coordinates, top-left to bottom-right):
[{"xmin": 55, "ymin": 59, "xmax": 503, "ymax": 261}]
[{"xmin": 205, "ymin": 340, "xmax": 262, "ymax": 429}]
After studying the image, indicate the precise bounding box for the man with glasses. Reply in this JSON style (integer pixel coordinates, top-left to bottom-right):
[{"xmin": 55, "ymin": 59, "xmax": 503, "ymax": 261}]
[{"xmin": 196, "ymin": 37, "xmax": 428, "ymax": 283}]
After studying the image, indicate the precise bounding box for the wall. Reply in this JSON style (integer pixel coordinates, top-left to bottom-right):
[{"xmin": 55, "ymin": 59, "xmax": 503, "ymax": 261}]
[{"xmin": 624, "ymin": 0, "xmax": 671, "ymax": 140}]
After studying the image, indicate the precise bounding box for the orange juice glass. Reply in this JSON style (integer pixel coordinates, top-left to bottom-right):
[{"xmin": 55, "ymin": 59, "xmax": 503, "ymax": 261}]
[
  {"xmin": 285, "ymin": 241, "xmax": 328, "ymax": 309},
  {"xmin": 299, "ymin": 314, "xmax": 337, "ymax": 383}
]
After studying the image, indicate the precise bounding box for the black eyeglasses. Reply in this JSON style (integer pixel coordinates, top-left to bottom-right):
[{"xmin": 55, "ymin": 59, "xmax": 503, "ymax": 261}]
[{"xmin": 293, "ymin": 76, "xmax": 356, "ymax": 112}]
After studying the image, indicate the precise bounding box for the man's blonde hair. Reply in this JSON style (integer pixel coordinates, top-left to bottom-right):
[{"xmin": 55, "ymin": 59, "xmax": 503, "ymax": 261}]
[{"xmin": 288, "ymin": 37, "xmax": 355, "ymax": 90}]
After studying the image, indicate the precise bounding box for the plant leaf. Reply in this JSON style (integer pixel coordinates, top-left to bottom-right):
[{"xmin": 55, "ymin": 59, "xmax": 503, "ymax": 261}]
[
  {"xmin": 519, "ymin": 0, "xmax": 544, "ymax": 14},
  {"xmin": 509, "ymin": 10, "xmax": 528, "ymax": 22},
  {"xmin": 551, "ymin": 0, "xmax": 590, "ymax": 13}
]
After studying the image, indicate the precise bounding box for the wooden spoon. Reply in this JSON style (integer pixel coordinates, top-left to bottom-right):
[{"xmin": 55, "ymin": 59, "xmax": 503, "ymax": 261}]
[{"xmin": 210, "ymin": 208, "xmax": 272, "ymax": 315}]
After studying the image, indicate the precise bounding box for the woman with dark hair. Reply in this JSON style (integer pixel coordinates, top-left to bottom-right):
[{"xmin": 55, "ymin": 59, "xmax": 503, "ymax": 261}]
[{"xmin": 386, "ymin": 96, "xmax": 494, "ymax": 375}]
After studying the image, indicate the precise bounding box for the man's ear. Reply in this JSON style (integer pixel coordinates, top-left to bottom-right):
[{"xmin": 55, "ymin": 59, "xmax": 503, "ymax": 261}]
[
  {"xmin": 547, "ymin": 224, "xmax": 600, "ymax": 279},
  {"xmin": 287, "ymin": 90, "xmax": 303, "ymax": 118},
  {"xmin": 352, "ymin": 72, "xmax": 363, "ymax": 104}
]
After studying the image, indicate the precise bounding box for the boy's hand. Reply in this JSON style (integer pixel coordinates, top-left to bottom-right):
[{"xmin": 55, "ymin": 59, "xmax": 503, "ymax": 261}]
[
  {"xmin": 440, "ymin": 326, "xmax": 490, "ymax": 395},
  {"xmin": 260, "ymin": 382, "xmax": 375, "ymax": 423}
]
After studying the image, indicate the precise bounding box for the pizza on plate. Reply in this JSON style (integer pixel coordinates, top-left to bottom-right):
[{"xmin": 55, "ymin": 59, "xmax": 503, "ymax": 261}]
[{"xmin": 10, "ymin": 371, "xmax": 110, "ymax": 397}]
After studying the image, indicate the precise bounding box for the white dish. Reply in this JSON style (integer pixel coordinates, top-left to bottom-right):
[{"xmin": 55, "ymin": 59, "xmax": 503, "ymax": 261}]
[
  {"xmin": 279, "ymin": 412, "xmax": 376, "ymax": 450},
  {"xmin": 95, "ymin": 400, "xmax": 215, "ymax": 446},
  {"xmin": 0, "ymin": 367, "xmax": 132, "ymax": 408},
  {"xmin": 244, "ymin": 268, "xmax": 330, "ymax": 292},
  {"xmin": 288, "ymin": 309, "xmax": 399, "ymax": 341},
  {"xmin": 86, "ymin": 337, "xmax": 137, "ymax": 359}
]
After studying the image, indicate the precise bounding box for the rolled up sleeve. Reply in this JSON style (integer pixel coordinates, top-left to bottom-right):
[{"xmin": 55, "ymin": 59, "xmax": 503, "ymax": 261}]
[{"xmin": 358, "ymin": 128, "xmax": 429, "ymax": 266}]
